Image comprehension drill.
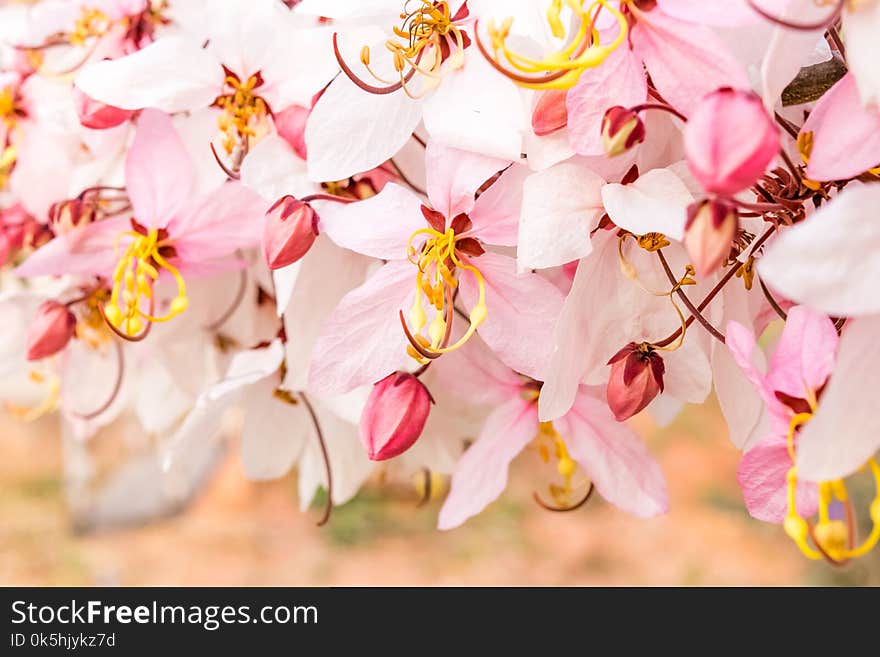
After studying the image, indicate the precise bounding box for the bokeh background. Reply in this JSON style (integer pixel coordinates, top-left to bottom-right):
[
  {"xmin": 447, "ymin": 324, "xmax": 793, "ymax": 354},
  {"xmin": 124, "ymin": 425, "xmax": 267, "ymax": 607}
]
[{"xmin": 2, "ymin": 399, "xmax": 878, "ymax": 586}]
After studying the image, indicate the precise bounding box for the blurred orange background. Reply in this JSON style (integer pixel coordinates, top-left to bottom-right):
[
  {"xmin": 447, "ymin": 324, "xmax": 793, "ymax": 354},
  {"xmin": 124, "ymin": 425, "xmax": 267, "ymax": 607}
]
[{"xmin": 2, "ymin": 399, "xmax": 877, "ymax": 586}]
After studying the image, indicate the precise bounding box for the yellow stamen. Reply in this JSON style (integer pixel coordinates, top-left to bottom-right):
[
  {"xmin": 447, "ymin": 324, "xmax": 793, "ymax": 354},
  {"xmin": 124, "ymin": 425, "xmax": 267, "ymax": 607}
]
[
  {"xmin": 402, "ymin": 225, "xmax": 487, "ymax": 360},
  {"xmin": 69, "ymin": 7, "xmax": 112, "ymax": 47},
  {"xmin": 215, "ymin": 75, "xmax": 269, "ymax": 156},
  {"xmin": 104, "ymin": 228, "xmax": 188, "ymax": 336},
  {"xmin": 484, "ymin": 0, "xmax": 628, "ymax": 90},
  {"xmin": 359, "ymin": 1, "xmax": 465, "ymax": 98}
]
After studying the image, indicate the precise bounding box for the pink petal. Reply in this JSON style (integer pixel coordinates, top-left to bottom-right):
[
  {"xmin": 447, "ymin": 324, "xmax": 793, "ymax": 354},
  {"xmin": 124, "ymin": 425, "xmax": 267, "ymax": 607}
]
[
  {"xmin": 126, "ymin": 110, "xmax": 196, "ymax": 229},
  {"xmin": 738, "ymin": 434, "xmax": 818, "ymax": 523},
  {"xmin": 567, "ymin": 37, "xmax": 647, "ymax": 156},
  {"xmin": 459, "ymin": 252, "xmax": 564, "ymax": 381},
  {"xmin": 557, "ymin": 390, "xmax": 669, "ymax": 517},
  {"xmin": 765, "ymin": 305, "xmax": 838, "ymax": 403},
  {"xmin": 655, "ymin": 0, "xmax": 759, "ymax": 26},
  {"xmin": 308, "ymin": 260, "xmax": 415, "ymax": 395},
  {"xmin": 600, "ymin": 167, "xmax": 693, "ymax": 241},
  {"xmin": 467, "ymin": 163, "xmax": 529, "ymax": 247},
  {"xmin": 317, "ymin": 183, "xmax": 424, "ymax": 260},
  {"xmin": 798, "ymin": 316, "xmax": 880, "ymax": 481},
  {"xmin": 170, "ymin": 181, "xmax": 267, "ymax": 264},
  {"xmin": 432, "ymin": 334, "xmax": 524, "ymax": 407},
  {"xmin": 803, "ymin": 74, "xmax": 880, "ymax": 182},
  {"xmin": 630, "ymin": 7, "xmax": 750, "ymax": 115},
  {"xmin": 437, "ymin": 398, "xmax": 538, "ymax": 529},
  {"xmin": 424, "ymin": 140, "xmax": 509, "ymax": 219},
  {"xmin": 15, "ymin": 217, "xmax": 130, "ymax": 279}
]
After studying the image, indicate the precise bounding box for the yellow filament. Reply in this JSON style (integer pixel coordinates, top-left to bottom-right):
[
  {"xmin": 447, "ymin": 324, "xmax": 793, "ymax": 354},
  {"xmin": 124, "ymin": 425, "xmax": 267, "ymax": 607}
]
[
  {"xmin": 69, "ymin": 7, "xmax": 112, "ymax": 47},
  {"xmin": 403, "ymin": 226, "xmax": 487, "ymax": 360},
  {"xmin": 361, "ymin": 1, "xmax": 465, "ymax": 97},
  {"xmin": 486, "ymin": 0, "xmax": 629, "ymax": 90},
  {"xmin": 215, "ymin": 75, "xmax": 269, "ymax": 156},
  {"xmin": 538, "ymin": 421, "xmax": 579, "ymax": 505},
  {"xmin": 104, "ymin": 228, "xmax": 188, "ymax": 336}
]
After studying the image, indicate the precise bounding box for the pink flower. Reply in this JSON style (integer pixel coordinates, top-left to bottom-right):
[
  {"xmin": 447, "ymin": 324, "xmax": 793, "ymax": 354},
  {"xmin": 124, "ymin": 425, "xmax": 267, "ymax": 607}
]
[
  {"xmin": 726, "ymin": 306, "xmax": 838, "ymax": 522},
  {"xmin": 360, "ymin": 372, "xmax": 432, "ymax": 461},
  {"xmin": 600, "ymin": 106, "xmax": 646, "ymax": 157},
  {"xmin": 307, "ymin": 141, "xmax": 563, "ymax": 395},
  {"xmin": 273, "ymin": 104, "xmax": 310, "ymax": 160},
  {"xmin": 263, "ymin": 196, "xmax": 318, "ymax": 270},
  {"xmin": 15, "ymin": 110, "xmax": 266, "ymax": 336},
  {"xmin": 436, "ymin": 337, "xmax": 668, "ymax": 529},
  {"xmin": 685, "ymin": 88, "xmax": 781, "ymax": 196},
  {"xmin": 606, "ymin": 342, "xmax": 665, "ymax": 422},
  {"xmin": 26, "ymin": 300, "xmax": 76, "ymax": 361}
]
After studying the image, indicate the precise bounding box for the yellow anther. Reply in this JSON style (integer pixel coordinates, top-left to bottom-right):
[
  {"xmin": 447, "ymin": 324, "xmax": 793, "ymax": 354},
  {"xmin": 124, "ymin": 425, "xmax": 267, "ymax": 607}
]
[
  {"xmin": 215, "ymin": 74, "xmax": 269, "ymax": 156},
  {"xmin": 814, "ymin": 520, "xmax": 848, "ymax": 555},
  {"xmin": 557, "ymin": 456, "xmax": 576, "ymax": 478},
  {"xmin": 784, "ymin": 514, "xmax": 808, "ymax": 542},
  {"xmin": 108, "ymin": 228, "xmax": 188, "ymax": 336},
  {"xmin": 402, "ymin": 224, "xmax": 487, "ymax": 360},
  {"xmin": 69, "ymin": 7, "xmax": 112, "ymax": 47},
  {"xmin": 484, "ymin": 0, "xmax": 628, "ymax": 90}
]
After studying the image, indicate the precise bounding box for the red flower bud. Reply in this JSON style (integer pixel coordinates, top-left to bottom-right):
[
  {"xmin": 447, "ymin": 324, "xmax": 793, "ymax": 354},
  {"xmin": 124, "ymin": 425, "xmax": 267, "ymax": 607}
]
[
  {"xmin": 601, "ymin": 106, "xmax": 646, "ymax": 157},
  {"xmin": 684, "ymin": 88, "xmax": 781, "ymax": 196},
  {"xmin": 532, "ymin": 89, "xmax": 568, "ymax": 137},
  {"xmin": 262, "ymin": 196, "xmax": 318, "ymax": 270},
  {"xmin": 684, "ymin": 199, "xmax": 738, "ymax": 276},
  {"xmin": 359, "ymin": 372, "xmax": 432, "ymax": 461},
  {"xmin": 48, "ymin": 197, "xmax": 97, "ymax": 235},
  {"xmin": 26, "ymin": 300, "xmax": 76, "ymax": 361},
  {"xmin": 606, "ymin": 342, "xmax": 665, "ymax": 421},
  {"xmin": 274, "ymin": 104, "xmax": 309, "ymax": 160},
  {"xmin": 73, "ymin": 87, "xmax": 134, "ymax": 130}
]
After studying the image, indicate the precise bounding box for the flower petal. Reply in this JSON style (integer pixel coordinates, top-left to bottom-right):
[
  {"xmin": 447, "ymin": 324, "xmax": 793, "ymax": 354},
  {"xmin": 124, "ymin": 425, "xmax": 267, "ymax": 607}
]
[
  {"xmin": 797, "ymin": 316, "xmax": 880, "ymax": 481},
  {"xmin": 518, "ymin": 161, "xmax": 604, "ymax": 269},
  {"xmin": 738, "ymin": 434, "xmax": 818, "ymax": 523},
  {"xmin": 600, "ymin": 167, "xmax": 693, "ymax": 241},
  {"xmin": 558, "ymin": 389, "xmax": 668, "ymax": 517},
  {"xmin": 425, "ymin": 140, "xmax": 509, "ymax": 219},
  {"xmin": 758, "ymin": 184, "xmax": 880, "ymax": 316},
  {"xmin": 437, "ymin": 398, "xmax": 538, "ymax": 529}
]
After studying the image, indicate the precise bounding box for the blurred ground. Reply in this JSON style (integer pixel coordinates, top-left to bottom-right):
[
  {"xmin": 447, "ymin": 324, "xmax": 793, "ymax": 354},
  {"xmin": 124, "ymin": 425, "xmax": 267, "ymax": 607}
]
[{"xmin": 1, "ymin": 399, "xmax": 877, "ymax": 586}]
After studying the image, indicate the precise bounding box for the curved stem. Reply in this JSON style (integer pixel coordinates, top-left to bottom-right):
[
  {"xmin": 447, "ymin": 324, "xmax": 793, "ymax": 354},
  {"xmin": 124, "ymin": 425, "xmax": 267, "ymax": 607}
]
[
  {"xmin": 759, "ymin": 276, "xmax": 788, "ymax": 320},
  {"xmin": 299, "ymin": 193, "xmax": 357, "ymax": 205},
  {"xmin": 654, "ymin": 227, "xmax": 776, "ymax": 348},
  {"xmin": 629, "ymin": 102, "xmax": 687, "ymax": 123},
  {"xmin": 533, "ymin": 483, "xmax": 595, "ymax": 512},
  {"xmin": 299, "ymin": 391, "xmax": 333, "ymax": 527},
  {"xmin": 657, "ymin": 250, "xmax": 726, "ymax": 345},
  {"xmin": 210, "ymin": 143, "xmax": 241, "ymax": 180},
  {"xmin": 71, "ymin": 339, "xmax": 124, "ymax": 421},
  {"xmin": 205, "ymin": 266, "xmax": 248, "ymax": 331}
]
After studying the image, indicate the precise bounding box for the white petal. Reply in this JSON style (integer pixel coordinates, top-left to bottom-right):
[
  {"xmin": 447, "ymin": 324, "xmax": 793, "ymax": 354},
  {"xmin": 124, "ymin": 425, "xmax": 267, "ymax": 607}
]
[
  {"xmin": 75, "ymin": 36, "xmax": 220, "ymax": 112},
  {"xmin": 240, "ymin": 135, "xmax": 313, "ymax": 202},
  {"xmin": 601, "ymin": 167, "xmax": 693, "ymax": 241},
  {"xmin": 305, "ymin": 74, "xmax": 422, "ymax": 182},
  {"xmin": 758, "ymin": 184, "xmax": 880, "ymax": 316},
  {"xmin": 241, "ymin": 377, "xmax": 309, "ymax": 480},
  {"xmin": 518, "ymin": 161, "xmax": 604, "ymax": 270},
  {"xmin": 797, "ymin": 316, "xmax": 880, "ymax": 481},
  {"xmin": 843, "ymin": 1, "xmax": 880, "ymax": 107},
  {"xmin": 422, "ymin": 53, "xmax": 527, "ymax": 161}
]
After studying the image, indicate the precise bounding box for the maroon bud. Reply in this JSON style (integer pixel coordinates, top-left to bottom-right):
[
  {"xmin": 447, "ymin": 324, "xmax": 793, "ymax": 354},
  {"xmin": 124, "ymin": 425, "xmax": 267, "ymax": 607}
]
[
  {"xmin": 601, "ymin": 106, "xmax": 646, "ymax": 157},
  {"xmin": 532, "ymin": 89, "xmax": 568, "ymax": 137},
  {"xmin": 26, "ymin": 301, "xmax": 76, "ymax": 361},
  {"xmin": 606, "ymin": 342, "xmax": 665, "ymax": 421},
  {"xmin": 262, "ymin": 196, "xmax": 318, "ymax": 269},
  {"xmin": 49, "ymin": 197, "xmax": 97, "ymax": 235},
  {"xmin": 359, "ymin": 372, "xmax": 432, "ymax": 461},
  {"xmin": 684, "ymin": 199, "xmax": 738, "ymax": 276}
]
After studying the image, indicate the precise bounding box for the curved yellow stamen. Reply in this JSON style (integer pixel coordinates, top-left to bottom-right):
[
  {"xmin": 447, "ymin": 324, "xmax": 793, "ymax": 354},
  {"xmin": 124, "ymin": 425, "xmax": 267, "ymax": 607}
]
[{"xmin": 104, "ymin": 228, "xmax": 188, "ymax": 337}]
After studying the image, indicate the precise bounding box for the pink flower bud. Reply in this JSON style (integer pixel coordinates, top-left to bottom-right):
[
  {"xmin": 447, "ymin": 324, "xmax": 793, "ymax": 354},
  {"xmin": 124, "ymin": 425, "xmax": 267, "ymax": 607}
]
[
  {"xmin": 606, "ymin": 343, "xmax": 665, "ymax": 422},
  {"xmin": 359, "ymin": 372, "xmax": 432, "ymax": 461},
  {"xmin": 73, "ymin": 87, "xmax": 134, "ymax": 130},
  {"xmin": 262, "ymin": 196, "xmax": 318, "ymax": 270},
  {"xmin": 49, "ymin": 197, "xmax": 97, "ymax": 235},
  {"xmin": 274, "ymin": 104, "xmax": 309, "ymax": 160},
  {"xmin": 26, "ymin": 301, "xmax": 76, "ymax": 361},
  {"xmin": 601, "ymin": 106, "xmax": 646, "ymax": 157},
  {"xmin": 532, "ymin": 89, "xmax": 568, "ymax": 137},
  {"xmin": 684, "ymin": 199, "xmax": 738, "ymax": 276},
  {"xmin": 684, "ymin": 88, "xmax": 781, "ymax": 196}
]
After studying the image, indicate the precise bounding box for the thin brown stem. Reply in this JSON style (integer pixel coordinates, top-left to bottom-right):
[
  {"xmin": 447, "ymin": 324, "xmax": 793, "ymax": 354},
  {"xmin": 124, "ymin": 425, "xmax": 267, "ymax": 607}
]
[
  {"xmin": 299, "ymin": 391, "xmax": 333, "ymax": 527},
  {"xmin": 657, "ymin": 250, "xmax": 726, "ymax": 345},
  {"xmin": 759, "ymin": 276, "xmax": 788, "ymax": 320}
]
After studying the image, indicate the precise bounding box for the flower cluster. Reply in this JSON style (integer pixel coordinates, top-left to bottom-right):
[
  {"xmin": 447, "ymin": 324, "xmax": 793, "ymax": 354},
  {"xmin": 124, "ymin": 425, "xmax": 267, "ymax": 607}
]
[{"xmin": 1, "ymin": 0, "xmax": 879, "ymax": 564}]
